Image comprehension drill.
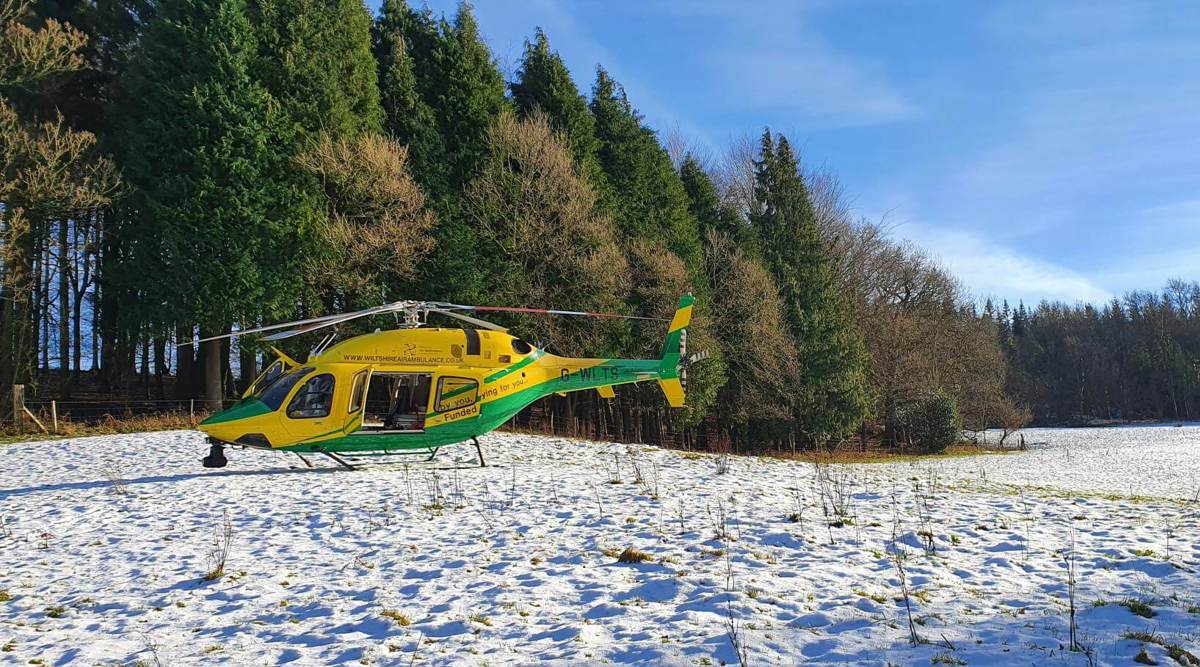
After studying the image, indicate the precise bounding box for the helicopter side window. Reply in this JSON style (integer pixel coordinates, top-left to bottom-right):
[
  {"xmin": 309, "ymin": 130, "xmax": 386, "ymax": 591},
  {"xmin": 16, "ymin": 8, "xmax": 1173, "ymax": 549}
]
[
  {"xmin": 511, "ymin": 339, "xmax": 533, "ymax": 355},
  {"xmin": 260, "ymin": 367, "xmax": 313, "ymax": 411},
  {"xmin": 348, "ymin": 371, "xmax": 368, "ymax": 414},
  {"xmin": 287, "ymin": 373, "xmax": 335, "ymax": 419},
  {"xmin": 436, "ymin": 376, "xmax": 478, "ymax": 412}
]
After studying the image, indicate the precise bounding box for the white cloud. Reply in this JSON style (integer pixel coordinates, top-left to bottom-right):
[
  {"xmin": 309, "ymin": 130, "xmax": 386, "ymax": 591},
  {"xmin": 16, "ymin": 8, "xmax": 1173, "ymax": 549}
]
[
  {"xmin": 704, "ymin": 49, "xmax": 918, "ymax": 128},
  {"xmin": 901, "ymin": 225, "xmax": 1112, "ymax": 305}
]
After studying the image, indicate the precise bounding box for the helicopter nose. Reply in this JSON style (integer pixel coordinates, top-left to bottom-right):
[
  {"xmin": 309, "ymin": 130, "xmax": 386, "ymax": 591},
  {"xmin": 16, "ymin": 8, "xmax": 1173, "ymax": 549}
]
[
  {"xmin": 200, "ymin": 398, "xmax": 272, "ymax": 426},
  {"xmin": 198, "ymin": 399, "xmax": 273, "ymax": 440}
]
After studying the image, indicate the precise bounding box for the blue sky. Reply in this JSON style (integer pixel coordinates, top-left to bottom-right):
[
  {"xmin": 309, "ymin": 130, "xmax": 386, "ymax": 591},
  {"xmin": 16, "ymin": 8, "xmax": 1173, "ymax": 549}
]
[{"xmin": 390, "ymin": 1, "xmax": 1200, "ymax": 306}]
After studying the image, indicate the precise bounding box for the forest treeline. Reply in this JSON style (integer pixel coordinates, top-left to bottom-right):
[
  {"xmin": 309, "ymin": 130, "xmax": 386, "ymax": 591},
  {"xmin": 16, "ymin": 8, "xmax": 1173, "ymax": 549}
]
[{"xmin": 2, "ymin": 0, "xmax": 1196, "ymax": 448}]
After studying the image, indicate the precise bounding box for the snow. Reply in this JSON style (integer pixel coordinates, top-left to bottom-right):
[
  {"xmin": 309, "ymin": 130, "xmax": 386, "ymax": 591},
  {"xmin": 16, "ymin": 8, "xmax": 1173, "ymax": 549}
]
[{"xmin": 1, "ymin": 425, "xmax": 1198, "ymax": 666}]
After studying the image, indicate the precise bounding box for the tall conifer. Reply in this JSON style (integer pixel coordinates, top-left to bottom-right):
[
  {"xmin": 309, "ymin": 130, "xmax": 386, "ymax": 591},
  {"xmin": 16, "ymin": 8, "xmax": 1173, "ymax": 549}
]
[
  {"xmin": 589, "ymin": 67, "xmax": 702, "ymax": 275},
  {"xmin": 249, "ymin": 0, "xmax": 383, "ymax": 138},
  {"xmin": 374, "ymin": 0, "xmax": 446, "ymax": 193},
  {"xmin": 117, "ymin": 0, "xmax": 315, "ymax": 405},
  {"xmin": 751, "ymin": 130, "xmax": 868, "ymax": 440},
  {"xmin": 426, "ymin": 3, "xmax": 507, "ymax": 192},
  {"xmin": 679, "ymin": 155, "xmax": 754, "ymax": 252},
  {"xmin": 511, "ymin": 28, "xmax": 602, "ymax": 186}
]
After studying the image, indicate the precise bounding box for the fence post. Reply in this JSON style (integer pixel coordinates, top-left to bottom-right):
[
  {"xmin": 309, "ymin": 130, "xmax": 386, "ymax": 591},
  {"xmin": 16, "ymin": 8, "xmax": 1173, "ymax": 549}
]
[
  {"xmin": 12, "ymin": 385, "xmax": 23, "ymax": 432},
  {"xmin": 51, "ymin": 400, "xmax": 58, "ymax": 434},
  {"xmin": 190, "ymin": 399, "xmax": 195, "ymax": 424}
]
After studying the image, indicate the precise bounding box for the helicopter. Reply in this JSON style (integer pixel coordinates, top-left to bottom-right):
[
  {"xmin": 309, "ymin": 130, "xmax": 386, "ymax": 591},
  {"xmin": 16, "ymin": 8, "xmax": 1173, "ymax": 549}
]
[{"xmin": 195, "ymin": 295, "xmax": 705, "ymax": 469}]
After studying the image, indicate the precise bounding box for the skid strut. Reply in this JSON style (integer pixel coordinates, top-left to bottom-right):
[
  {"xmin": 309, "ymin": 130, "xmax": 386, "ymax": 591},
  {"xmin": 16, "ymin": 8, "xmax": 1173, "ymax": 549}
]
[{"xmin": 473, "ymin": 436, "xmax": 486, "ymax": 467}]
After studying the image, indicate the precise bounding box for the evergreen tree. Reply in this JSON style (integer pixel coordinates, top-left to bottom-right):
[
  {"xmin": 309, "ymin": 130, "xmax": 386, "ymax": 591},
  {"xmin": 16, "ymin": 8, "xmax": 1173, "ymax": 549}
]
[
  {"xmin": 116, "ymin": 0, "xmax": 315, "ymax": 406},
  {"xmin": 249, "ymin": 0, "xmax": 383, "ymax": 138},
  {"xmin": 590, "ymin": 67, "xmax": 703, "ymax": 275},
  {"xmin": 510, "ymin": 28, "xmax": 603, "ymax": 186},
  {"xmin": 398, "ymin": 2, "xmax": 508, "ymax": 302},
  {"xmin": 679, "ymin": 155, "xmax": 755, "ymax": 252},
  {"xmin": 425, "ymin": 3, "xmax": 508, "ymax": 192},
  {"xmin": 589, "ymin": 69, "xmax": 725, "ymax": 416},
  {"xmin": 751, "ymin": 129, "xmax": 868, "ymax": 440},
  {"xmin": 373, "ymin": 0, "xmax": 446, "ymax": 194}
]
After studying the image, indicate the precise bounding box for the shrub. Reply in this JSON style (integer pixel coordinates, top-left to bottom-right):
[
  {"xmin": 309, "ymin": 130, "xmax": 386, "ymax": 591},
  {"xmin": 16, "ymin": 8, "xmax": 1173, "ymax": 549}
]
[
  {"xmin": 900, "ymin": 391, "xmax": 961, "ymax": 453},
  {"xmin": 616, "ymin": 547, "xmax": 652, "ymax": 563}
]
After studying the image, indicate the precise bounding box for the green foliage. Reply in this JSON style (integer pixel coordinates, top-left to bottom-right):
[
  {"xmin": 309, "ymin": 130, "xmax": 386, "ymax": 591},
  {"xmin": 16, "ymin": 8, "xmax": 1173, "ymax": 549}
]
[
  {"xmin": 680, "ymin": 156, "xmax": 754, "ymax": 252},
  {"xmin": 751, "ymin": 130, "xmax": 868, "ymax": 439},
  {"xmin": 899, "ymin": 391, "xmax": 961, "ymax": 453},
  {"xmin": 702, "ymin": 231, "xmax": 797, "ymax": 426},
  {"xmin": 424, "ymin": 3, "xmax": 508, "ymax": 192},
  {"xmin": 511, "ymin": 28, "xmax": 603, "ymax": 186},
  {"xmin": 590, "ymin": 68, "xmax": 703, "ymax": 276},
  {"xmin": 373, "ymin": 0, "xmax": 446, "ymax": 193},
  {"xmin": 249, "ymin": 0, "xmax": 383, "ymax": 138},
  {"xmin": 377, "ymin": 2, "xmax": 507, "ymax": 303},
  {"xmin": 116, "ymin": 0, "xmax": 317, "ymax": 330},
  {"xmin": 1003, "ymin": 284, "xmax": 1200, "ymax": 423}
]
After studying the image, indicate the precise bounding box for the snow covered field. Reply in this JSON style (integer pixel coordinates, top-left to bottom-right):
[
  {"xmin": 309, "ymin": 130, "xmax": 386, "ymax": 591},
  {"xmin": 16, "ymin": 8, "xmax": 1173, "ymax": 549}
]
[{"xmin": 1, "ymin": 426, "xmax": 1198, "ymax": 666}]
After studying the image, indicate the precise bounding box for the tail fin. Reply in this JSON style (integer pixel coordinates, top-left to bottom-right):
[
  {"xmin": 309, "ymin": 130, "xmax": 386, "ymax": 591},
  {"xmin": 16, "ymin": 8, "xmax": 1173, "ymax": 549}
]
[{"xmin": 657, "ymin": 294, "xmax": 694, "ymax": 408}]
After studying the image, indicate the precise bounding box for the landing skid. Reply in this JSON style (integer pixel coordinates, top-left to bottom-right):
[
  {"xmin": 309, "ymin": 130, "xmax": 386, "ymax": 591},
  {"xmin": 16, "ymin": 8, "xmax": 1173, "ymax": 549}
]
[
  {"xmin": 202, "ymin": 438, "xmax": 486, "ymax": 470},
  {"xmin": 313, "ymin": 437, "xmax": 485, "ymax": 470}
]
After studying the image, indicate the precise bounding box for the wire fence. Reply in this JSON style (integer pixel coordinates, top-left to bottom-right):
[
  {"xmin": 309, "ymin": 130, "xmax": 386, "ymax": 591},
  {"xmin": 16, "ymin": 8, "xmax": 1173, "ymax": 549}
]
[{"xmin": 18, "ymin": 397, "xmax": 238, "ymax": 427}]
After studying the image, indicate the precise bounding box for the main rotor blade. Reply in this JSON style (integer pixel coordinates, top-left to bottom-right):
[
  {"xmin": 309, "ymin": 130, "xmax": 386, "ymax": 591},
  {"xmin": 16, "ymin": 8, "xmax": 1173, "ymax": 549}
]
[
  {"xmin": 184, "ymin": 312, "xmax": 351, "ymax": 346},
  {"xmin": 189, "ymin": 302, "xmax": 414, "ymax": 345},
  {"xmin": 463, "ymin": 305, "xmax": 669, "ymax": 322},
  {"xmin": 258, "ymin": 303, "xmax": 419, "ymax": 341},
  {"xmin": 430, "ymin": 308, "xmax": 508, "ymax": 331}
]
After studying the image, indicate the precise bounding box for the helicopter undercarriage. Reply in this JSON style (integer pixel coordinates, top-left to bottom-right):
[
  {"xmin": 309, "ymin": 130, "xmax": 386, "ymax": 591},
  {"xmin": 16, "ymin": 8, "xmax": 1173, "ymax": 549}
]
[{"xmin": 201, "ymin": 436, "xmax": 485, "ymax": 470}]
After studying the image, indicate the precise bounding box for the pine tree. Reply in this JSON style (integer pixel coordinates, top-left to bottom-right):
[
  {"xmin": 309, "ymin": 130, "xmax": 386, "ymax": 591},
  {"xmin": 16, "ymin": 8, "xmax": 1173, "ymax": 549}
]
[
  {"xmin": 116, "ymin": 0, "xmax": 315, "ymax": 406},
  {"xmin": 751, "ymin": 129, "xmax": 868, "ymax": 440},
  {"xmin": 510, "ymin": 28, "xmax": 603, "ymax": 186},
  {"xmin": 397, "ymin": 2, "xmax": 508, "ymax": 302},
  {"xmin": 589, "ymin": 69, "xmax": 725, "ymax": 416},
  {"xmin": 425, "ymin": 3, "xmax": 508, "ymax": 192}
]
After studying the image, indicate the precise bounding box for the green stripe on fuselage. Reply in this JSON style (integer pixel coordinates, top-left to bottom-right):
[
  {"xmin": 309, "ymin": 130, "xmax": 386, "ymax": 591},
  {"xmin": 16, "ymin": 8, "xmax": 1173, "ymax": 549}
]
[
  {"xmin": 483, "ymin": 349, "xmax": 544, "ymax": 384},
  {"xmin": 281, "ymin": 358, "xmax": 659, "ymax": 453}
]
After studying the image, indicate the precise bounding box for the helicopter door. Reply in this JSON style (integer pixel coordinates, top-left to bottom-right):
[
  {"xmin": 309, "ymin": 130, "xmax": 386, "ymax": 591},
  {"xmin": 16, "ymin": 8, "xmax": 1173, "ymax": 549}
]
[
  {"xmin": 357, "ymin": 373, "xmax": 431, "ymax": 433},
  {"xmin": 281, "ymin": 371, "xmax": 337, "ymax": 439},
  {"xmin": 347, "ymin": 369, "xmax": 370, "ymax": 424}
]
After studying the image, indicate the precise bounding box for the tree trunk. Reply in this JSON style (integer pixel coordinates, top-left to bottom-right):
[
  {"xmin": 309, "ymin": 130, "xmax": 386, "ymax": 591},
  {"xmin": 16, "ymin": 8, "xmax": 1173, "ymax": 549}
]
[
  {"xmin": 58, "ymin": 217, "xmax": 71, "ymax": 376},
  {"xmin": 98, "ymin": 210, "xmax": 121, "ymax": 389},
  {"xmin": 239, "ymin": 342, "xmax": 256, "ymax": 395},
  {"xmin": 175, "ymin": 324, "xmax": 195, "ymax": 399},
  {"xmin": 202, "ymin": 334, "xmax": 223, "ymax": 411},
  {"xmin": 140, "ymin": 337, "xmax": 150, "ymax": 397},
  {"xmin": 153, "ymin": 334, "xmax": 166, "ymax": 399}
]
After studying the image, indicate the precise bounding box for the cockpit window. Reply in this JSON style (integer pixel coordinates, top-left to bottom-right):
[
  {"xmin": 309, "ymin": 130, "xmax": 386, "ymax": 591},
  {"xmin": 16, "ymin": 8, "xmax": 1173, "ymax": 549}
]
[
  {"xmin": 511, "ymin": 338, "xmax": 533, "ymax": 355},
  {"xmin": 259, "ymin": 367, "xmax": 312, "ymax": 411},
  {"xmin": 287, "ymin": 373, "xmax": 335, "ymax": 419},
  {"xmin": 248, "ymin": 359, "xmax": 285, "ymax": 396}
]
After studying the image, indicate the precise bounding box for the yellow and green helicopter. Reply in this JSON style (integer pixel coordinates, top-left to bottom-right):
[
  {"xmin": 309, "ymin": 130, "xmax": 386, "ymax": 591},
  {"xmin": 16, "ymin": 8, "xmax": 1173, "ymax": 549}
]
[{"xmin": 196, "ymin": 295, "xmax": 704, "ymax": 469}]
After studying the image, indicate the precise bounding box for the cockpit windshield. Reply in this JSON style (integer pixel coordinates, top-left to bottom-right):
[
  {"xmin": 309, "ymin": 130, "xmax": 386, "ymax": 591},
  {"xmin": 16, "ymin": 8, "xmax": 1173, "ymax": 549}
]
[
  {"xmin": 246, "ymin": 359, "xmax": 286, "ymax": 397},
  {"xmin": 257, "ymin": 367, "xmax": 313, "ymax": 411}
]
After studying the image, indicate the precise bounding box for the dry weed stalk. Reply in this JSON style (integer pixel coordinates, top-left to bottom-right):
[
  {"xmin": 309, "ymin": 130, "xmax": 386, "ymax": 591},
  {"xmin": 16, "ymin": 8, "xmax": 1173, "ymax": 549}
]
[{"xmin": 203, "ymin": 510, "xmax": 234, "ymax": 581}]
